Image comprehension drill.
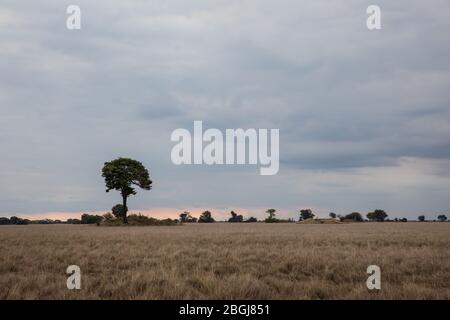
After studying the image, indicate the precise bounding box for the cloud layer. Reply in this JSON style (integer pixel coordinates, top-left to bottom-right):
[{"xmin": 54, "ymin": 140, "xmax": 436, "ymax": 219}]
[{"xmin": 1, "ymin": 1, "xmax": 450, "ymax": 219}]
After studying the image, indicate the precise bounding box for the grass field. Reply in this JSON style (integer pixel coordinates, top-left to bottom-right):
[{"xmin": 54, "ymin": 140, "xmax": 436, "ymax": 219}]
[{"xmin": 0, "ymin": 223, "xmax": 449, "ymax": 299}]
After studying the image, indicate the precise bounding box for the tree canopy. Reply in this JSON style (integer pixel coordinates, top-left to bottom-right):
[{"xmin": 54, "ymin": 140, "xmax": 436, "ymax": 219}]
[
  {"xmin": 367, "ymin": 209, "xmax": 388, "ymax": 222},
  {"xmin": 299, "ymin": 209, "xmax": 315, "ymax": 221},
  {"xmin": 102, "ymin": 158, "xmax": 152, "ymax": 223}
]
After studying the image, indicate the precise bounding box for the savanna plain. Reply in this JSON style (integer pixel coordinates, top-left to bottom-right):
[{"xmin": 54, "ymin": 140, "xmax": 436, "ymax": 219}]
[{"xmin": 0, "ymin": 223, "xmax": 449, "ymax": 299}]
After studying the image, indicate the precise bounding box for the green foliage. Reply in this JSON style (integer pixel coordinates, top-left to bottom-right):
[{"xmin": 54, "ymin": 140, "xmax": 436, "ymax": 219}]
[
  {"xmin": 67, "ymin": 218, "xmax": 82, "ymax": 224},
  {"xmin": 266, "ymin": 209, "xmax": 276, "ymax": 219},
  {"xmin": 102, "ymin": 158, "xmax": 152, "ymax": 223},
  {"xmin": 367, "ymin": 209, "xmax": 388, "ymax": 222},
  {"xmin": 299, "ymin": 209, "xmax": 315, "ymax": 221},
  {"xmin": 245, "ymin": 216, "xmax": 258, "ymax": 223},
  {"xmin": 29, "ymin": 219, "xmax": 63, "ymax": 225},
  {"xmin": 9, "ymin": 216, "xmax": 29, "ymax": 225},
  {"xmin": 198, "ymin": 211, "xmax": 215, "ymax": 223},
  {"xmin": 264, "ymin": 209, "xmax": 279, "ymax": 223},
  {"xmin": 437, "ymin": 214, "xmax": 447, "ymax": 222},
  {"xmin": 100, "ymin": 213, "xmax": 178, "ymax": 226},
  {"xmin": 228, "ymin": 210, "xmax": 243, "ymax": 222},
  {"xmin": 128, "ymin": 214, "xmax": 178, "ymax": 226},
  {"xmin": 343, "ymin": 212, "xmax": 363, "ymax": 222},
  {"xmin": 111, "ymin": 204, "xmax": 126, "ymax": 219},
  {"xmin": 179, "ymin": 211, "xmax": 197, "ymax": 223},
  {"xmin": 0, "ymin": 217, "xmax": 10, "ymax": 225},
  {"xmin": 81, "ymin": 213, "xmax": 104, "ymax": 225},
  {"xmin": 418, "ymin": 215, "xmax": 425, "ymax": 222}
]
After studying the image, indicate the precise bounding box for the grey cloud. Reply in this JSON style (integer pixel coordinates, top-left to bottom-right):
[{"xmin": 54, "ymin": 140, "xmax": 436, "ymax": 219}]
[{"xmin": 1, "ymin": 0, "xmax": 450, "ymax": 218}]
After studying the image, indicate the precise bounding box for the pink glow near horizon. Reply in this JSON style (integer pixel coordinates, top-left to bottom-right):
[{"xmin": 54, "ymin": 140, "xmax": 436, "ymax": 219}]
[{"xmin": 10, "ymin": 207, "xmax": 305, "ymax": 221}]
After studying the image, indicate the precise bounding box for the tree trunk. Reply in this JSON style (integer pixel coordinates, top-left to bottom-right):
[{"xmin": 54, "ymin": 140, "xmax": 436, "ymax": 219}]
[{"xmin": 122, "ymin": 194, "xmax": 128, "ymax": 224}]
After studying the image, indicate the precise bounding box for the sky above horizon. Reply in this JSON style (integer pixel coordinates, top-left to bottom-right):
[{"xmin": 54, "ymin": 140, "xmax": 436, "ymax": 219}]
[{"xmin": 1, "ymin": 1, "xmax": 450, "ymax": 220}]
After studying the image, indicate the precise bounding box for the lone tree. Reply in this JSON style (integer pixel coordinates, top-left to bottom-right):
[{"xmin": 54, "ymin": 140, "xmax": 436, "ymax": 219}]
[
  {"xmin": 437, "ymin": 214, "xmax": 448, "ymax": 222},
  {"xmin": 367, "ymin": 209, "xmax": 388, "ymax": 222},
  {"xmin": 264, "ymin": 209, "xmax": 279, "ymax": 223},
  {"xmin": 266, "ymin": 209, "xmax": 276, "ymax": 219},
  {"xmin": 299, "ymin": 209, "xmax": 315, "ymax": 221},
  {"xmin": 102, "ymin": 158, "xmax": 152, "ymax": 224},
  {"xmin": 418, "ymin": 215, "xmax": 425, "ymax": 222},
  {"xmin": 329, "ymin": 212, "xmax": 337, "ymax": 219}
]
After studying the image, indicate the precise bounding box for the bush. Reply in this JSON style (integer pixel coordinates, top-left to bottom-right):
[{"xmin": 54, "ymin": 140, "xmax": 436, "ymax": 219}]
[
  {"xmin": 81, "ymin": 213, "xmax": 104, "ymax": 225},
  {"xmin": 123, "ymin": 214, "xmax": 178, "ymax": 226},
  {"xmin": 99, "ymin": 213, "xmax": 178, "ymax": 226},
  {"xmin": 9, "ymin": 216, "xmax": 29, "ymax": 225},
  {"xmin": 228, "ymin": 211, "xmax": 243, "ymax": 222},
  {"xmin": 343, "ymin": 212, "xmax": 363, "ymax": 222},
  {"xmin": 111, "ymin": 204, "xmax": 126, "ymax": 219},
  {"xmin": 299, "ymin": 209, "xmax": 315, "ymax": 221},
  {"xmin": 367, "ymin": 209, "xmax": 388, "ymax": 222},
  {"xmin": 67, "ymin": 218, "xmax": 82, "ymax": 224},
  {"xmin": 179, "ymin": 212, "xmax": 197, "ymax": 223},
  {"xmin": 245, "ymin": 217, "xmax": 258, "ymax": 223},
  {"xmin": 198, "ymin": 211, "xmax": 215, "ymax": 223}
]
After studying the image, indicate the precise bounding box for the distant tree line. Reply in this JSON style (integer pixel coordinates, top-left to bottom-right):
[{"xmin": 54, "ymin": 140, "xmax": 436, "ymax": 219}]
[
  {"xmin": 417, "ymin": 214, "xmax": 447, "ymax": 222},
  {"xmin": 177, "ymin": 209, "xmax": 448, "ymax": 224},
  {"xmin": 0, "ymin": 213, "xmax": 105, "ymax": 225},
  {"xmin": 0, "ymin": 210, "xmax": 177, "ymax": 226},
  {"xmin": 1, "ymin": 210, "xmax": 448, "ymax": 225}
]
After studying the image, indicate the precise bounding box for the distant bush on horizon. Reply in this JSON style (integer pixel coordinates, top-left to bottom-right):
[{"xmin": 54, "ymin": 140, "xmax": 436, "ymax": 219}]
[
  {"xmin": 198, "ymin": 211, "xmax": 215, "ymax": 223},
  {"xmin": 101, "ymin": 213, "xmax": 179, "ymax": 226}
]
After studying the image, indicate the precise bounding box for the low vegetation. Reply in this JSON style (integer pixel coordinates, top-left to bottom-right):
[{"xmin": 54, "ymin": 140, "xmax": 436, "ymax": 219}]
[{"xmin": 0, "ymin": 223, "xmax": 449, "ymax": 299}]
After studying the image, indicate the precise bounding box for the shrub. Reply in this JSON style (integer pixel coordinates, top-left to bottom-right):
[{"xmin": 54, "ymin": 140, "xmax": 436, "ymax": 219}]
[
  {"xmin": 100, "ymin": 213, "xmax": 178, "ymax": 226},
  {"xmin": 367, "ymin": 209, "xmax": 388, "ymax": 222},
  {"xmin": 198, "ymin": 211, "xmax": 215, "ymax": 223},
  {"xmin": 81, "ymin": 213, "xmax": 104, "ymax": 225},
  {"xmin": 67, "ymin": 218, "xmax": 82, "ymax": 224},
  {"xmin": 343, "ymin": 212, "xmax": 363, "ymax": 222},
  {"xmin": 111, "ymin": 204, "xmax": 126, "ymax": 219},
  {"xmin": 228, "ymin": 211, "xmax": 243, "ymax": 222},
  {"xmin": 9, "ymin": 216, "xmax": 29, "ymax": 225},
  {"xmin": 179, "ymin": 212, "xmax": 198, "ymax": 223},
  {"xmin": 299, "ymin": 209, "xmax": 315, "ymax": 221}
]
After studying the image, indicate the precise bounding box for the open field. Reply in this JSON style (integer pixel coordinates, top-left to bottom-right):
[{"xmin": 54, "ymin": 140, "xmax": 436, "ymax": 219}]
[{"xmin": 0, "ymin": 223, "xmax": 449, "ymax": 299}]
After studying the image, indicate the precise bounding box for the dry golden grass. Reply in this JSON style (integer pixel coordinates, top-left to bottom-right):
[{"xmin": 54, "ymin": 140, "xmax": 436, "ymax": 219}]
[{"xmin": 0, "ymin": 223, "xmax": 449, "ymax": 299}]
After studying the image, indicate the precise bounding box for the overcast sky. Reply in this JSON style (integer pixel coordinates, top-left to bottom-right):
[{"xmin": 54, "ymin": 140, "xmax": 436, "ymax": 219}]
[{"xmin": 1, "ymin": 1, "xmax": 449, "ymax": 220}]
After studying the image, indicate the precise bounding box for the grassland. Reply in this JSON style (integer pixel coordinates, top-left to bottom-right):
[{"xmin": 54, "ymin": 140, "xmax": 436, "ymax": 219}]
[{"xmin": 0, "ymin": 223, "xmax": 449, "ymax": 299}]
